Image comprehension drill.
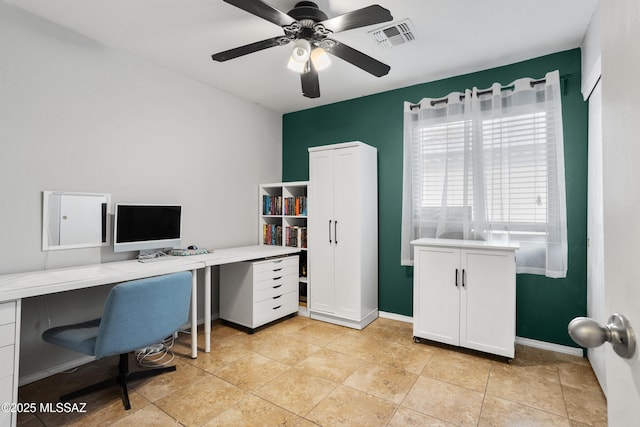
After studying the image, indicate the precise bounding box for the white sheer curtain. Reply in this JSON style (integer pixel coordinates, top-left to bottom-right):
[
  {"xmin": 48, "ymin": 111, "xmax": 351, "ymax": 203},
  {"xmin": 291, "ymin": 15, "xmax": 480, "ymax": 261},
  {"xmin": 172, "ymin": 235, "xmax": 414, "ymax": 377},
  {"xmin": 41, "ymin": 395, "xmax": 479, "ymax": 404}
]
[{"xmin": 401, "ymin": 70, "xmax": 567, "ymax": 278}]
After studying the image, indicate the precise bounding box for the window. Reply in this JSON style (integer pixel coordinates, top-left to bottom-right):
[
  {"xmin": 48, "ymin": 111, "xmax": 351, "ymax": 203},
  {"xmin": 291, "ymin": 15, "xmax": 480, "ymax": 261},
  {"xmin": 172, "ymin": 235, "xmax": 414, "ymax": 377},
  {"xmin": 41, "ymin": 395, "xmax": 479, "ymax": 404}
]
[{"xmin": 401, "ymin": 71, "xmax": 567, "ymax": 278}]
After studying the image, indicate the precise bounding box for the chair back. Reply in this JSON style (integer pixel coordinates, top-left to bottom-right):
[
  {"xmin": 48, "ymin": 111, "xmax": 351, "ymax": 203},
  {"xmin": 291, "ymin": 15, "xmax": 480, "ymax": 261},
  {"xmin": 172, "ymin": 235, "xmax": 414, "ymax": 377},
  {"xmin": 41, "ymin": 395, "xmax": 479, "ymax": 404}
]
[{"xmin": 93, "ymin": 271, "xmax": 192, "ymax": 358}]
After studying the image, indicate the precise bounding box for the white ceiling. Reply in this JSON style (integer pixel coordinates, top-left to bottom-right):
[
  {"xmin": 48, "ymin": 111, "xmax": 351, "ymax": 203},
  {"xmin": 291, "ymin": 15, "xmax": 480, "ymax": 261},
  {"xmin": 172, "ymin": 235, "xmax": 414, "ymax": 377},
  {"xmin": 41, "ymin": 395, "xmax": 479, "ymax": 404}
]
[{"xmin": 5, "ymin": 0, "xmax": 598, "ymax": 113}]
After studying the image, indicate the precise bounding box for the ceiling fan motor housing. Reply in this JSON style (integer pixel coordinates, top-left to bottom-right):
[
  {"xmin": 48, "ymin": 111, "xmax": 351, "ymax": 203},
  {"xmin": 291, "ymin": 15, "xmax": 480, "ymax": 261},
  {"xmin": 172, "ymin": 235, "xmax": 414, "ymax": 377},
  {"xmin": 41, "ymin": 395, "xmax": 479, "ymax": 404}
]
[{"xmin": 288, "ymin": 2, "xmax": 327, "ymax": 23}]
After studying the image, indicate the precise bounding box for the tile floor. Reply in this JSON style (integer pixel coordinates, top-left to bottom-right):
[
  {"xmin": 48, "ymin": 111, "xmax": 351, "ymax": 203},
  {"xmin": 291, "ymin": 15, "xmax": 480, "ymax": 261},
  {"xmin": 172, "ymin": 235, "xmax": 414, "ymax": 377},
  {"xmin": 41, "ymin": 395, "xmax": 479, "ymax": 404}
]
[{"xmin": 17, "ymin": 316, "xmax": 607, "ymax": 426}]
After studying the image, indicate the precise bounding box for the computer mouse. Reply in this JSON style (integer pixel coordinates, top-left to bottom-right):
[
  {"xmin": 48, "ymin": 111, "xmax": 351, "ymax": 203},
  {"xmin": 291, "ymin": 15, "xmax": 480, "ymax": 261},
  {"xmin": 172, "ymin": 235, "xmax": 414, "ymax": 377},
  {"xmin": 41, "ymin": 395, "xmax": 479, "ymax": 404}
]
[{"xmin": 188, "ymin": 245, "xmax": 198, "ymax": 250}]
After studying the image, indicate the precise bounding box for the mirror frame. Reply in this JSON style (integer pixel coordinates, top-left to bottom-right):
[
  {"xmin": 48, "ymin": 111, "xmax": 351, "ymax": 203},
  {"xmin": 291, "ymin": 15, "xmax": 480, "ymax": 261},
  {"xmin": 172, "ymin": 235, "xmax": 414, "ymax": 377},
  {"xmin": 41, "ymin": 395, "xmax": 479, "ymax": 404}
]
[{"xmin": 42, "ymin": 191, "xmax": 111, "ymax": 251}]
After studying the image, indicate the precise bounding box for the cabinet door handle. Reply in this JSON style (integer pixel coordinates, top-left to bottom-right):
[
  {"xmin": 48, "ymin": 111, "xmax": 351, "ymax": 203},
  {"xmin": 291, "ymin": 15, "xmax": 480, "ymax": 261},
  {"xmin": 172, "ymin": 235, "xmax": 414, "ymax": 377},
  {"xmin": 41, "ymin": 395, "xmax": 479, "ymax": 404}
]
[
  {"xmin": 462, "ymin": 269, "xmax": 466, "ymax": 287},
  {"xmin": 334, "ymin": 220, "xmax": 338, "ymax": 245},
  {"xmin": 455, "ymin": 268, "xmax": 459, "ymax": 287},
  {"xmin": 329, "ymin": 220, "xmax": 332, "ymax": 243}
]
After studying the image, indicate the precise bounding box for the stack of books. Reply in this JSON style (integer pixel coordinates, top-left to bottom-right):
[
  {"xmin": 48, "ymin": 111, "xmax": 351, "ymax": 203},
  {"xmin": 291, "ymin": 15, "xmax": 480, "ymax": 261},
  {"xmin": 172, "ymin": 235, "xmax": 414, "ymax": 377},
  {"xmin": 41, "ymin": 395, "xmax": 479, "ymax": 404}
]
[
  {"xmin": 285, "ymin": 226, "xmax": 307, "ymax": 248},
  {"xmin": 263, "ymin": 223, "xmax": 282, "ymax": 246}
]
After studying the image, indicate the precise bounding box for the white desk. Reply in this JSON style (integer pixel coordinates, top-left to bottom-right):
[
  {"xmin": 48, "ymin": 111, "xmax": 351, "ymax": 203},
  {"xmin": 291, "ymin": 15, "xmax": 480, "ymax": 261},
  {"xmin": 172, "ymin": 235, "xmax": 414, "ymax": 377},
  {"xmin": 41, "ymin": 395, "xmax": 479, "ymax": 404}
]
[
  {"xmin": 0, "ymin": 244, "xmax": 300, "ymax": 424},
  {"xmin": 0, "ymin": 257, "xmax": 203, "ymax": 358}
]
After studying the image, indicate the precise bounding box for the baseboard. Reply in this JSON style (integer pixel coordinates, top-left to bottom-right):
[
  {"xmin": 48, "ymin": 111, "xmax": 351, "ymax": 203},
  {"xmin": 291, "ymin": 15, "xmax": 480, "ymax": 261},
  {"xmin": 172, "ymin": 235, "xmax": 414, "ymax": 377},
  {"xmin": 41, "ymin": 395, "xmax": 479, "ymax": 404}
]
[
  {"xmin": 377, "ymin": 312, "xmax": 583, "ymax": 357},
  {"xmin": 19, "ymin": 355, "xmax": 96, "ymax": 386},
  {"xmin": 378, "ymin": 311, "xmax": 413, "ymax": 324},
  {"xmin": 515, "ymin": 336, "xmax": 583, "ymax": 357},
  {"xmin": 310, "ymin": 309, "xmax": 377, "ymax": 330}
]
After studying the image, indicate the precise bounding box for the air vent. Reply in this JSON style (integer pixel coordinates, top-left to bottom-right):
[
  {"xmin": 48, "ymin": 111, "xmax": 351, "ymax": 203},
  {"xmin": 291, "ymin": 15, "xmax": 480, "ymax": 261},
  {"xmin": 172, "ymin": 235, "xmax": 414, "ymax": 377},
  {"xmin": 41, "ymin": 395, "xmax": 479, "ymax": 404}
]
[{"xmin": 369, "ymin": 19, "xmax": 416, "ymax": 48}]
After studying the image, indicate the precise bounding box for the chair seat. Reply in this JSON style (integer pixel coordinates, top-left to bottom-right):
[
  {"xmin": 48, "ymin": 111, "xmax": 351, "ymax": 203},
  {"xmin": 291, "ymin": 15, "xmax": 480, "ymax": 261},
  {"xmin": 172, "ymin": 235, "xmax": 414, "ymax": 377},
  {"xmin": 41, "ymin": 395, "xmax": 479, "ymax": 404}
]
[{"xmin": 42, "ymin": 318, "xmax": 100, "ymax": 357}]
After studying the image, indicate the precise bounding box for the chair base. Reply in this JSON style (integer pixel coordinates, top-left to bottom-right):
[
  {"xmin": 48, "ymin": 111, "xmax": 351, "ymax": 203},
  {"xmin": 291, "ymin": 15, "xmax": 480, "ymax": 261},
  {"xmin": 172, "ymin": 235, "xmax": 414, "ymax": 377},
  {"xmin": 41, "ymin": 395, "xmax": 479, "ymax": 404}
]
[{"xmin": 61, "ymin": 353, "xmax": 176, "ymax": 410}]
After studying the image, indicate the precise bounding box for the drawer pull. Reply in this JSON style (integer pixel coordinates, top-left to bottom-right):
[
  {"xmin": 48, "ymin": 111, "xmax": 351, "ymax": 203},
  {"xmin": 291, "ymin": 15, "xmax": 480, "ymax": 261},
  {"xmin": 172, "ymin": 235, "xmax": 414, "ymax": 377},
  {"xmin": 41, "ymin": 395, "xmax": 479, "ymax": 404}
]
[
  {"xmin": 273, "ymin": 295, "xmax": 282, "ymax": 300},
  {"xmin": 273, "ymin": 259, "xmax": 283, "ymax": 263},
  {"xmin": 273, "ymin": 276, "xmax": 282, "ymax": 281},
  {"xmin": 273, "ymin": 305, "xmax": 282, "ymax": 310},
  {"xmin": 273, "ymin": 268, "xmax": 283, "ymax": 272},
  {"xmin": 273, "ymin": 284, "xmax": 282, "ymax": 289}
]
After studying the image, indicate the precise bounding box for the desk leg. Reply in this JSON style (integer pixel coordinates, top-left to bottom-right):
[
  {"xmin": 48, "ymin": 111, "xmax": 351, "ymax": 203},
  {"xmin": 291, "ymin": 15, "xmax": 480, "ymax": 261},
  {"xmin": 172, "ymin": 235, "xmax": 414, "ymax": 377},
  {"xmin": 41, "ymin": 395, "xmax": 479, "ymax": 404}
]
[
  {"xmin": 204, "ymin": 266, "xmax": 211, "ymax": 353},
  {"xmin": 191, "ymin": 269, "xmax": 198, "ymax": 359}
]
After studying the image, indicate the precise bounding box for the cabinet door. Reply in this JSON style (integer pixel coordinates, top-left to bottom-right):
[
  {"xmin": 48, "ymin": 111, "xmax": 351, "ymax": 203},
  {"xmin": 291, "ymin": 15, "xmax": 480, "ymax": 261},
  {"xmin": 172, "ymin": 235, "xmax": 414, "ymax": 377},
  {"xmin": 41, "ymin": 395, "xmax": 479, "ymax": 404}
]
[
  {"xmin": 413, "ymin": 246, "xmax": 460, "ymax": 346},
  {"xmin": 460, "ymin": 249, "xmax": 515, "ymax": 358},
  {"xmin": 309, "ymin": 149, "xmax": 335, "ymax": 313},
  {"xmin": 333, "ymin": 147, "xmax": 362, "ymax": 318}
]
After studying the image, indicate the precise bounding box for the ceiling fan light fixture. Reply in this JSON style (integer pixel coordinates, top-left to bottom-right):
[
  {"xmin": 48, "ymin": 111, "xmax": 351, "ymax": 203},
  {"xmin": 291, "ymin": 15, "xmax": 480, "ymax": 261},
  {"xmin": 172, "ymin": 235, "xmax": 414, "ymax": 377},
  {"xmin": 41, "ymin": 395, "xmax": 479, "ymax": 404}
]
[
  {"xmin": 290, "ymin": 39, "xmax": 311, "ymax": 63},
  {"xmin": 287, "ymin": 55, "xmax": 307, "ymax": 73},
  {"xmin": 310, "ymin": 47, "xmax": 331, "ymax": 71}
]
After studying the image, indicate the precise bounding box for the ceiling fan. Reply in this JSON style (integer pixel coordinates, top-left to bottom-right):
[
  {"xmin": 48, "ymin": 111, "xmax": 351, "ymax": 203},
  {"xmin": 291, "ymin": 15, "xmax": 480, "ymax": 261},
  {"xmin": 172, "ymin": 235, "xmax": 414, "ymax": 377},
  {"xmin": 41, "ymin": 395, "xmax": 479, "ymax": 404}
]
[{"xmin": 211, "ymin": 0, "xmax": 393, "ymax": 98}]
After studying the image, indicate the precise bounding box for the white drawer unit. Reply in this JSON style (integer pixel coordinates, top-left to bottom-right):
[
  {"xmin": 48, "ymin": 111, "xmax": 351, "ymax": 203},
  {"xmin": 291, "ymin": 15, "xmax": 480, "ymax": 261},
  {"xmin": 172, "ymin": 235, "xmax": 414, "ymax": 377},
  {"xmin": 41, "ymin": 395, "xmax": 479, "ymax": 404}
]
[
  {"xmin": 220, "ymin": 256, "xmax": 299, "ymax": 332},
  {"xmin": 0, "ymin": 300, "xmax": 20, "ymax": 427}
]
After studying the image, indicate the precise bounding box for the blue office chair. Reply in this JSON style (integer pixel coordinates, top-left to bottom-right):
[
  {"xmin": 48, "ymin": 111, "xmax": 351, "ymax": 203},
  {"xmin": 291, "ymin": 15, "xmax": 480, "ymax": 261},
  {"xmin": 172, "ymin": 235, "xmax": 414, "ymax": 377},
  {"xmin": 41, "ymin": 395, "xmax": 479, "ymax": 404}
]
[{"xmin": 42, "ymin": 271, "xmax": 192, "ymax": 410}]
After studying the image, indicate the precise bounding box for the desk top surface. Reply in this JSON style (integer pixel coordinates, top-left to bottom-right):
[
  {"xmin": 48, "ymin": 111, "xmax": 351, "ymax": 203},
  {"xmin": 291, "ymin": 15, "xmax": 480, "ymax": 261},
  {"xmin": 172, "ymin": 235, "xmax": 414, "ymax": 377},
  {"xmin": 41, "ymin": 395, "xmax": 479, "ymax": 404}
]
[{"xmin": 0, "ymin": 245, "xmax": 301, "ymax": 302}]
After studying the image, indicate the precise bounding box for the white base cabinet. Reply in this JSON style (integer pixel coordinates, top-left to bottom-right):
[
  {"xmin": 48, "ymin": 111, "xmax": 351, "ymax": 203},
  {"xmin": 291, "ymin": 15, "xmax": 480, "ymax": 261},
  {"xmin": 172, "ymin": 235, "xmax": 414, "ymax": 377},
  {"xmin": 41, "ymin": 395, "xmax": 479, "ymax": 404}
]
[
  {"xmin": 0, "ymin": 300, "xmax": 20, "ymax": 427},
  {"xmin": 308, "ymin": 142, "xmax": 378, "ymax": 330},
  {"xmin": 220, "ymin": 256, "xmax": 299, "ymax": 332},
  {"xmin": 411, "ymin": 238, "xmax": 518, "ymax": 358}
]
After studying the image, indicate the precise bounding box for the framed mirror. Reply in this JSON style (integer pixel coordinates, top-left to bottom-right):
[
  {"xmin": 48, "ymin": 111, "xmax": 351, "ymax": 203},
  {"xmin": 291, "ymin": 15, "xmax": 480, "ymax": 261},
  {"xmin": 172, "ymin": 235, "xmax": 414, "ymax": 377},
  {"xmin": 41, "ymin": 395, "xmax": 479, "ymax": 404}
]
[{"xmin": 42, "ymin": 191, "xmax": 111, "ymax": 251}]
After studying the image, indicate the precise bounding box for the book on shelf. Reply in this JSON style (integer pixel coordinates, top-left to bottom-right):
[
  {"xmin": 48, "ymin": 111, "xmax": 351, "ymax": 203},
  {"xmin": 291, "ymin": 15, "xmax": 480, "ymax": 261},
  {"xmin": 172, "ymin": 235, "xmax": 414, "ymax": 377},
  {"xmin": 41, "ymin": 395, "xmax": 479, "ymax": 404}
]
[
  {"xmin": 285, "ymin": 226, "xmax": 307, "ymax": 249},
  {"xmin": 283, "ymin": 195, "xmax": 307, "ymax": 216},
  {"xmin": 262, "ymin": 223, "xmax": 282, "ymax": 246},
  {"xmin": 262, "ymin": 195, "xmax": 282, "ymax": 216}
]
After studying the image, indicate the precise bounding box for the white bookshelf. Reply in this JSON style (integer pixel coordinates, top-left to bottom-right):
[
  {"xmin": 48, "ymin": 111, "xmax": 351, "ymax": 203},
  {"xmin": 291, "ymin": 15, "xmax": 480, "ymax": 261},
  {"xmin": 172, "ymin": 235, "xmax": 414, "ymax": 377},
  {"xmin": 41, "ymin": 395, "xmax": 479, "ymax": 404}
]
[{"xmin": 259, "ymin": 181, "xmax": 309, "ymax": 315}]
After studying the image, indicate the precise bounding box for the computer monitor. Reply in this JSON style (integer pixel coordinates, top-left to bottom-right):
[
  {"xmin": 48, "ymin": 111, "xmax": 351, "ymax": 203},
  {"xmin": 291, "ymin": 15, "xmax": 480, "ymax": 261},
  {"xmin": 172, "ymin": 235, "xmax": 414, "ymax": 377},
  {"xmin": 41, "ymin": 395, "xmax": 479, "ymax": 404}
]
[{"xmin": 113, "ymin": 204, "xmax": 182, "ymax": 253}]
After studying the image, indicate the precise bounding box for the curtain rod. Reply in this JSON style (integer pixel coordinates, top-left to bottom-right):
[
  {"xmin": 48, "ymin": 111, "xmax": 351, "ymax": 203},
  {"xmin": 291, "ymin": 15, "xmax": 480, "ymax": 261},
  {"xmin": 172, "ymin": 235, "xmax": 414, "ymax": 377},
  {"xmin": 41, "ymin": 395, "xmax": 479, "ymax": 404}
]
[{"xmin": 409, "ymin": 77, "xmax": 548, "ymax": 110}]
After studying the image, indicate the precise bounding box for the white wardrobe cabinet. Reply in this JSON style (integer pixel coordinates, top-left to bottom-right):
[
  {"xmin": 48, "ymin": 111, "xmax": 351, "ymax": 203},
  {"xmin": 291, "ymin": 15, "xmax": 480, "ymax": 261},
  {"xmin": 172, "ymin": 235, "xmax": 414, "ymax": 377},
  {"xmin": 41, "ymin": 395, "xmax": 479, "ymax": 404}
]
[
  {"xmin": 411, "ymin": 238, "xmax": 518, "ymax": 359},
  {"xmin": 308, "ymin": 142, "xmax": 378, "ymax": 330}
]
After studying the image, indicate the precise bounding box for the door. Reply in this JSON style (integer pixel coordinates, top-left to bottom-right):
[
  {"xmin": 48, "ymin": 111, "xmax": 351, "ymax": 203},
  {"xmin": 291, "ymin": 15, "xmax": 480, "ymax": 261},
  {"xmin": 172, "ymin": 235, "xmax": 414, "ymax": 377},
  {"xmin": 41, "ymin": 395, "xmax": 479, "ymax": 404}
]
[
  {"xmin": 59, "ymin": 194, "xmax": 104, "ymax": 245},
  {"xmin": 461, "ymin": 249, "xmax": 515, "ymax": 358},
  {"xmin": 601, "ymin": 0, "xmax": 640, "ymax": 422},
  {"xmin": 333, "ymin": 147, "xmax": 361, "ymax": 319},
  {"xmin": 309, "ymin": 149, "xmax": 335, "ymax": 313},
  {"xmin": 413, "ymin": 246, "xmax": 460, "ymax": 346}
]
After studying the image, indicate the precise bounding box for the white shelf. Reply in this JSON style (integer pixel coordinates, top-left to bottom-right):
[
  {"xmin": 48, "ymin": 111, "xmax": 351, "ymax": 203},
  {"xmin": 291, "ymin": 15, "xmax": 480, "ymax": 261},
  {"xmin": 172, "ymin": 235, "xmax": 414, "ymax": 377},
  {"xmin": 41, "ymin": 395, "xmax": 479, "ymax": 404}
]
[{"xmin": 259, "ymin": 182, "xmax": 309, "ymax": 315}]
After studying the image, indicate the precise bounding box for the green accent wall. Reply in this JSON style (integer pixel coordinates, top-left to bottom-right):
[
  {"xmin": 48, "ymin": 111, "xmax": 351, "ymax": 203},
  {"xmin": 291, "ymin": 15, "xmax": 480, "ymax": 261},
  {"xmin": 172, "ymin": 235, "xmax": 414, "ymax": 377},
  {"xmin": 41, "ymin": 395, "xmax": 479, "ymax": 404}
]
[{"xmin": 282, "ymin": 49, "xmax": 587, "ymax": 347}]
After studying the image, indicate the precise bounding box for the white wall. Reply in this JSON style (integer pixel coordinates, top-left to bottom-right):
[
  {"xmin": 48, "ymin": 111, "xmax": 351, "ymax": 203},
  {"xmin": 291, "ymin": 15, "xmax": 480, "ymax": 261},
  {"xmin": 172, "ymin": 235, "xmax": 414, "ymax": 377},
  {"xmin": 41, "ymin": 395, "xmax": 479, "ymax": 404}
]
[{"xmin": 0, "ymin": 3, "xmax": 283, "ymax": 380}]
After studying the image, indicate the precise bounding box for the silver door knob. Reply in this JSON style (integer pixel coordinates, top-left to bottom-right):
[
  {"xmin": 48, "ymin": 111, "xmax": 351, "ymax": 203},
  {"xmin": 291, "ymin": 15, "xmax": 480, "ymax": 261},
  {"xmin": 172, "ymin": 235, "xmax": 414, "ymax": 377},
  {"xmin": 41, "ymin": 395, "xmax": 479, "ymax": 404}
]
[{"xmin": 568, "ymin": 313, "xmax": 636, "ymax": 359}]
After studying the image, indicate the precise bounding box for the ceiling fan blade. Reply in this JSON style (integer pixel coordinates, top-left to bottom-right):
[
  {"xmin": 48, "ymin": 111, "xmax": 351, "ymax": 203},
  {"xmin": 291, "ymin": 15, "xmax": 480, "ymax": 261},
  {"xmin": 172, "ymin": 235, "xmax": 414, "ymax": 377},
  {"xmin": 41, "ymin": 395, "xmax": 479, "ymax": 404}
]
[
  {"xmin": 301, "ymin": 60, "xmax": 320, "ymax": 98},
  {"xmin": 326, "ymin": 40, "xmax": 390, "ymax": 77},
  {"xmin": 223, "ymin": 0, "xmax": 296, "ymax": 27},
  {"xmin": 318, "ymin": 5, "xmax": 392, "ymax": 33},
  {"xmin": 212, "ymin": 36, "xmax": 289, "ymax": 62}
]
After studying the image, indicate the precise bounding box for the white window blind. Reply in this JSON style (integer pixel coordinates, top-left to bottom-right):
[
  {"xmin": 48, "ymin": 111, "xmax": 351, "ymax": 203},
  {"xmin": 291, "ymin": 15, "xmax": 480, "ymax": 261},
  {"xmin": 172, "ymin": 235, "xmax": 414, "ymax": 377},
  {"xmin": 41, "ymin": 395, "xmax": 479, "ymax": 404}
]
[{"xmin": 401, "ymin": 71, "xmax": 568, "ymax": 278}]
